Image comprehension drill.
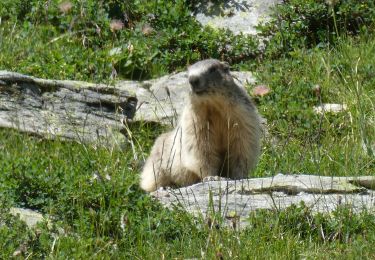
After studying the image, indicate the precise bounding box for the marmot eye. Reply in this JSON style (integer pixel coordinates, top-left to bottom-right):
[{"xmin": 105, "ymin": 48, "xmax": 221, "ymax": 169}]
[
  {"xmin": 222, "ymin": 63, "xmax": 230, "ymax": 72},
  {"xmin": 208, "ymin": 67, "xmax": 216, "ymax": 74}
]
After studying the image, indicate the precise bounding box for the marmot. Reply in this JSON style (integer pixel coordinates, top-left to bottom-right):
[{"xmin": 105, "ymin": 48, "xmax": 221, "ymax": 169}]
[{"xmin": 140, "ymin": 59, "xmax": 261, "ymax": 192}]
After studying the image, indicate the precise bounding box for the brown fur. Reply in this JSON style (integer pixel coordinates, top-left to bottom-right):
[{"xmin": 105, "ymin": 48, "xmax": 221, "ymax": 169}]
[{"xmin": 140, "ymin": 59, "xmax": 261, "ymax": 192}]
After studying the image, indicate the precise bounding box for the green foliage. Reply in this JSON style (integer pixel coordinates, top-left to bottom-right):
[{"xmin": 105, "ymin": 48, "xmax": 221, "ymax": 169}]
[
  {"xmin": 2, "ymin": 0, "xmax": 375, "ymax": 81},
  {"xmin": 0, "ymin": 128, "xmax": 199, "ymax": 258},
  {"xmin": 252, "ymin": 34, "xmax": 375, "ymax": 177},
  {"xmin": 260, "ymin": 0, "xmax": 375, "ymax": 58},
  {"xmin": 0, "ymin": 0, "xmax": 375, "ymax": 258},
  {"xmin": 249, "ymin": 202, "xmax": 375, "ymax": 243},
  {"xmin": 0, "ymin": 1, "xmax": 32, "ymax": 20},
  {"xmin": 0, "ymin": 0, "xmax": 258, "ymax": 81}
]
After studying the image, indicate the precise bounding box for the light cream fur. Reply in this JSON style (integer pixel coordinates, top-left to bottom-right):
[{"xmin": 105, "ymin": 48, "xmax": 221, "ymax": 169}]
[{"xmin": 140, "ymin": 59, "xmax": 261, "ymax": 192}]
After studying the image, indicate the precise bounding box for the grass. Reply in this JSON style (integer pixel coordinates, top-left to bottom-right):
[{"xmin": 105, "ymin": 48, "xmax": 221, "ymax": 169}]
[
  {"xmin": 1, "ymin": 0, "xmax": 375, "ymax": 258},
  {"xmin": 0, "ymin": 0, "xmax": 259, "ymax": 81},
  {"xmin": 254, "ymin": 35, "xmax": 375, "ymax": 178}
]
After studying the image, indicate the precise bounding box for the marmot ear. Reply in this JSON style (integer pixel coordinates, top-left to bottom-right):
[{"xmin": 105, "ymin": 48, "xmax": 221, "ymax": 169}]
[{"xmin": 221, "ymin": 61, "xmax": 230, "ymax": 72}]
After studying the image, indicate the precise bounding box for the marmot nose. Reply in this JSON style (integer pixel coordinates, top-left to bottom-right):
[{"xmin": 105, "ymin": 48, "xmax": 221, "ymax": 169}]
[{"xmin": 189, "ymin": 76, "xmax": 200, "ymax": 88}]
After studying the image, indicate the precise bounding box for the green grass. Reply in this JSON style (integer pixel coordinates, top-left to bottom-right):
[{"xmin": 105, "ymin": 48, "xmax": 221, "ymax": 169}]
[
  {"xmin": 1, "ymin": 133, "xmax": 375, "ymax": 259},
  {"xmin": 0, "ymin": 0, "xmax": 259, "ymax": 81},
  {"xmin": 254, "ymin": 35, "xmax": 375, "ymax": 178},
  {"xmin": 1, "ymin": 0, "xmax": 375, "ymax": 258}
]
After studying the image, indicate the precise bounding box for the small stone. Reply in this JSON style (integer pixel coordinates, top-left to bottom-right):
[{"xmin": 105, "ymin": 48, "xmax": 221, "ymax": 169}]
[
  {"xmin": 10, "ymin": 208, "xmax": 44, "ymax": 228},
  {"xmin": 313, "ymin": 103, "xmax": 347, "ymax": 114},
  {"xmin": 109, "ymin": 47, "xmax": 123, "ymax": 56},
  {"xmin": 91, "ymin": 172, "xmax": 100, "ymax": 182},
  {"xmin": 12, "ymin": 249, "xmax": 23, "ymax": 257}
]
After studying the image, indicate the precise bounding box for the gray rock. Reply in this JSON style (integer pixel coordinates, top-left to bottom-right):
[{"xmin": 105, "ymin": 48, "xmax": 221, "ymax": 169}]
[
  {"xmin": 127, "ymin": 70, "xmax": 256, "ymax": 125},
  {"xmin": 0, "ymin": 70, "xmax": 256, "ymax": 144},
  {"xmin": 0, "ymin": 70, "xmax": 137, "ymax": 146},
  {"xmin": 9, "ymin": 207, "xmax": 44, "ymax": 228},
  {"xmin": 193, "ymin": 0, "xmax": 282, "ymax": 35},
  {"xmin": 313, "ymin": 103, "xmax": 348, "ymax": 114},
  {"xmin": 151, "ymin": 174, "xmax": 375, "ymax": 229}
]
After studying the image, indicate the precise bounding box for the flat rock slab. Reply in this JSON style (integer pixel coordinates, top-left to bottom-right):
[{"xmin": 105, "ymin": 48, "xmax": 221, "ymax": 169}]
[
  {"xmin": 128, "ymin": 70, "xmax": 256, "ymax": 124},
  {"xmin": 151, "ymin": 174, "xmax": 375, "ymax": 229},
  {"xmin": 0, "ymin": 70, "xmax": 256, "ymax": 144},
  {"xmin": 0, "ymin": 71, "xmax": 137, "ymax": 146},
  {"xmin": 194, "ymin": 0, "xmax": 282, "ymax": 35}
]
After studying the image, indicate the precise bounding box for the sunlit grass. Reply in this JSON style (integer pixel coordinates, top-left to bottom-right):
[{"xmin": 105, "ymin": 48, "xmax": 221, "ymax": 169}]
[
  {"xmin": 254, "ymin": 35, "xmax": 375, "ymax": 178},
  {"xmin": 0, "ymin": 1, "xmax": 375, "ymax": 258}
]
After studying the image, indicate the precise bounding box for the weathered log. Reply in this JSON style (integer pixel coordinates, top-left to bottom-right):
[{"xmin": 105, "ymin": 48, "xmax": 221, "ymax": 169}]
[{"xmin": 151, "ymin": 174, "xmax": 375, "ymax": 229}]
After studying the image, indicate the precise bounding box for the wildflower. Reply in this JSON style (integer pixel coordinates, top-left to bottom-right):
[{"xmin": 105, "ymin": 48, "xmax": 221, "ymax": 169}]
[
  {"xmin": 58, "ymin": 1, "xmax": 73, "ymax": 14},
  {"xmin": 110, "ymin": 19, "xmax": 124, "ymax": 32}
]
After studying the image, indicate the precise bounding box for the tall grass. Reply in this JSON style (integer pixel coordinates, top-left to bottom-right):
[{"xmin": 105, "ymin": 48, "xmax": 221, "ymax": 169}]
[
  {"xmin": 255, "ymin": 35, "xmax": 375, "ymax": 178},
  {"xmin": 0, "ymin": 0, "xmax": 375, "ymax": 258}
]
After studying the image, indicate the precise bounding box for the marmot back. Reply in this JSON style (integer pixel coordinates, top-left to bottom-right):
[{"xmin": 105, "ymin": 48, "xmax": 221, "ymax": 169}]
[{"xmin": 140, "ymin": 59, "xmax": 262, "ymax": 192}]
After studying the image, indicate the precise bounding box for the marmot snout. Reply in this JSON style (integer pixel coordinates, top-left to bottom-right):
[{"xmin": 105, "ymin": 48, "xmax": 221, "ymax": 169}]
[
  {"xmin": 188, "ymin": 59, "xmax": 233, "ymax": 95},
  {"xmin": 140, "ymin": 59, "xmax": 262, "ymax": 192}
]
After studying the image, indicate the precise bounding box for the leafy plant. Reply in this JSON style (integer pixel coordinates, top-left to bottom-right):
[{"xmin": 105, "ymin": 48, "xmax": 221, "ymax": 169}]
[
  {"xmin": 0, "ymin": 0, "xmax": 259, "ymax": 81},
  {"xmin": 259, "ymin": 0, "xmax": 375, "ymax": 58},
  {"xmin": 1, "ymin": 0, "xmax": 375, "ymax": 258}
]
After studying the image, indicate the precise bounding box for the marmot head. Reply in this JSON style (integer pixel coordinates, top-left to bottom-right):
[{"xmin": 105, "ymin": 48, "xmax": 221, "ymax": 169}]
[{"xmin": 188, "ymin": 59, "xmax": 236, "ymax": 96}]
